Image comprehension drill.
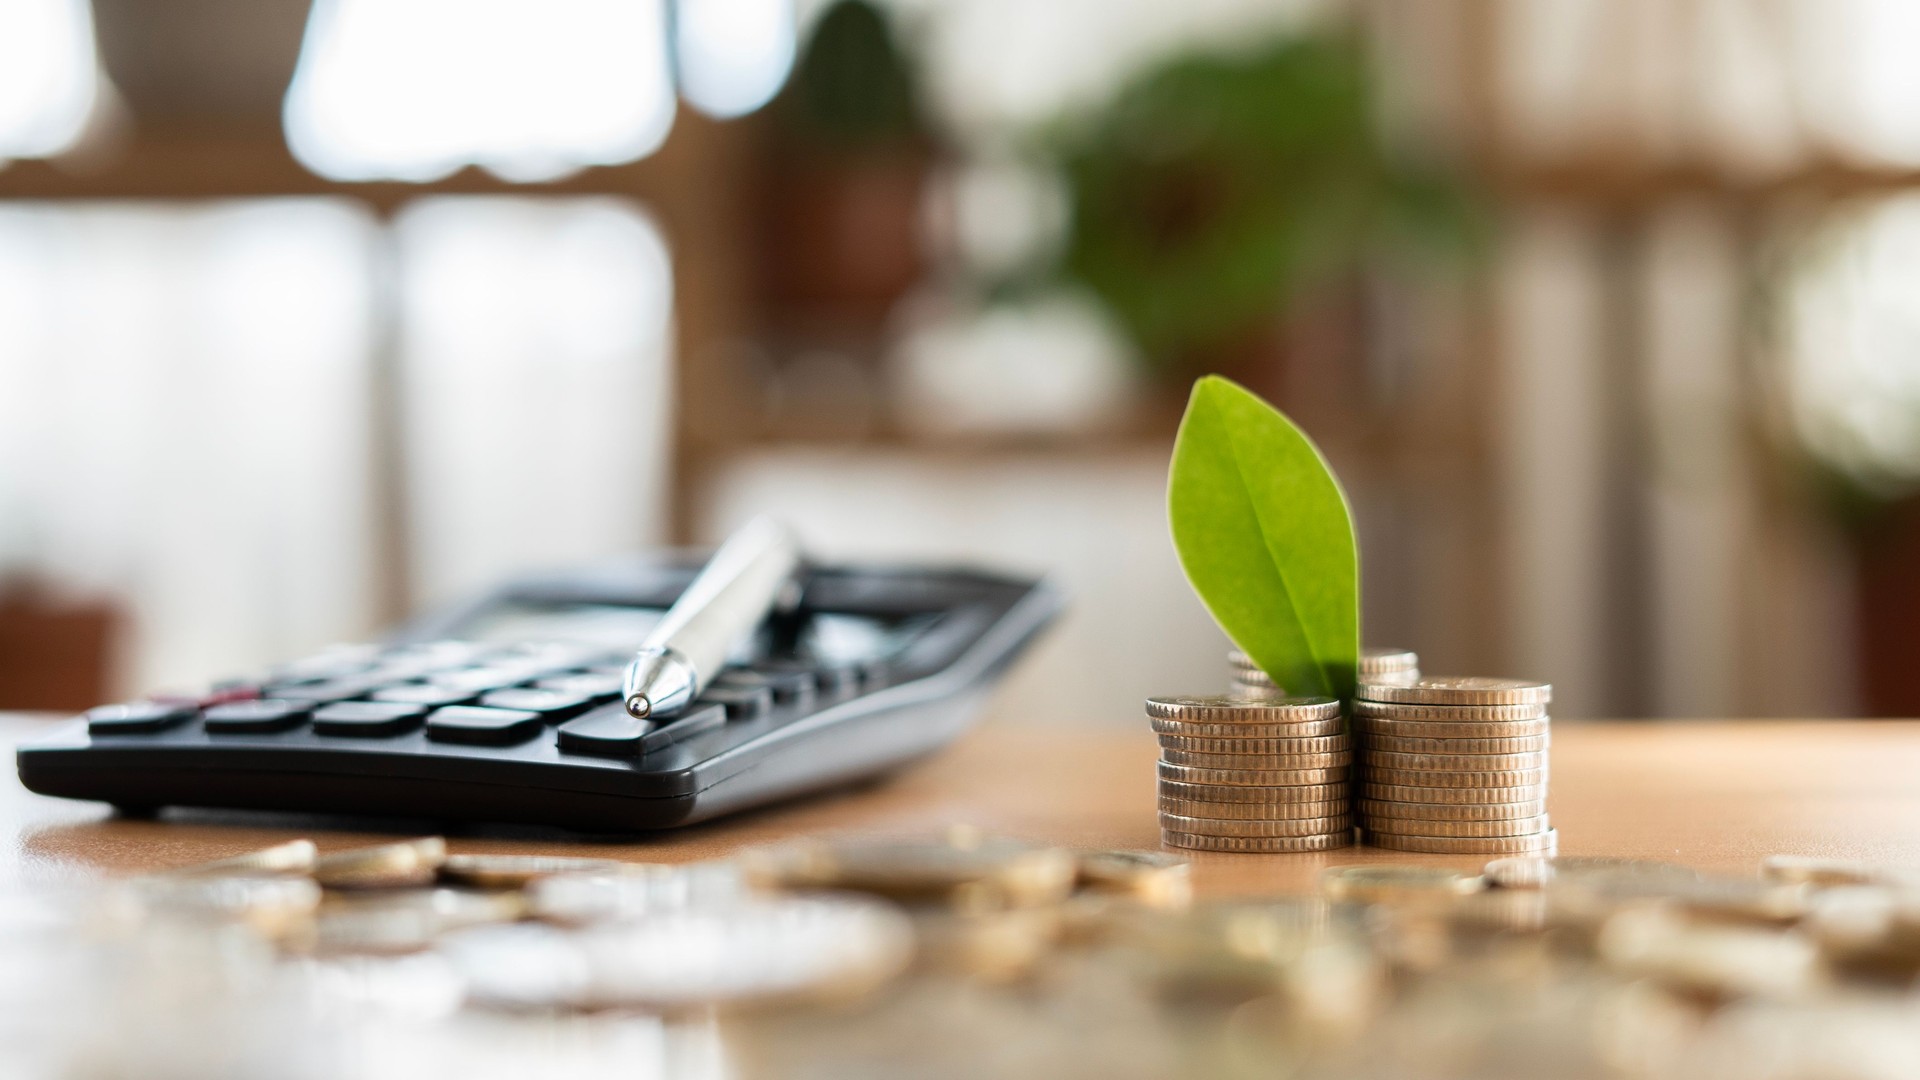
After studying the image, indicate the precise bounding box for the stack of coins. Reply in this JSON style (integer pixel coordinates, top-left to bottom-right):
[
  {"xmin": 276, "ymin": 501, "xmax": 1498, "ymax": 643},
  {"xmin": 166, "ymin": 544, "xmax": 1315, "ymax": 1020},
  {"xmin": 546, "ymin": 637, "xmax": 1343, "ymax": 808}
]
[
  {"xmin": 1148, "ymin": 695, "xmax": 1354, "ymax": 852},
  {"xmin": 1228, "ymin": 646, "xmax": 1420, "ymax": 699},
  {"xmin": 1352, "ymin": 677, "xmax": 1555, "ymax": 855}
]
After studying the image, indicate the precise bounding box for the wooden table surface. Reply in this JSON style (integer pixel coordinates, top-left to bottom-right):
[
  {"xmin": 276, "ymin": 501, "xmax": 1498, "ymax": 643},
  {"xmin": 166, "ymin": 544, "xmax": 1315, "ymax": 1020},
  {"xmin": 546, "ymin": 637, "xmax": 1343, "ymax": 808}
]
[{"xmin": 8, "ymin": 713, "xmax": 1920, "ymax": 894}]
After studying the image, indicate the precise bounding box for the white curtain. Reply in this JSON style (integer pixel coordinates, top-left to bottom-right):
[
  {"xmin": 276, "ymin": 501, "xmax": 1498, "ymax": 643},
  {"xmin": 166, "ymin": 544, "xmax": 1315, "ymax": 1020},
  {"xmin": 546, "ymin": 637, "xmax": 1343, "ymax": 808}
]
[
  {"xmin": 392, "ymin": 196, "xmax": 676, "ymax": 612},
  {"xmin": 0, "ymin": 200, "xmax": 381, "ymax": 695}
]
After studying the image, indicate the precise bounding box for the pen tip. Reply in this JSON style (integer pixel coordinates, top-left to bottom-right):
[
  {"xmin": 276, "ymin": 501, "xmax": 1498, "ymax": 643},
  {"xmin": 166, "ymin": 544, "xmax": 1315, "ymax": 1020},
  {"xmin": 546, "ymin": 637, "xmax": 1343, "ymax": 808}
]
[{"xmin": 625, "ymin": 695, "xmax": 651, "ymax": 719}]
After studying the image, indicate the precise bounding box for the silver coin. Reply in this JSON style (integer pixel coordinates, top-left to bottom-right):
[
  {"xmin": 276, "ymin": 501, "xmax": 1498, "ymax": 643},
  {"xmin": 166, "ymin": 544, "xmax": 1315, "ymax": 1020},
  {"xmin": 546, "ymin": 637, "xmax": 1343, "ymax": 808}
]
[
  {"xmin": 1356, "ymin": 677, "xmax": 1551, "ymax": 708},
  {"xmin": 1146, "ymin": 695, "xmax": 1341, "ymax": 722},
  {"xmin": 1159, "ymin": 796, "xmax": 1350, "ymax": 820},
  {"xmin": 1158, "ymin": 778, "xmax": 1350, "ymax": 804},
  {"xmin": 1158, "ymin": 733, "xmax": 1351, "ymax": 756},
  {"xmin": 1158, "ymin": 761, "xmax": 1350, "ymax": 786},
  {"xmin": 1357, "ymin": 797, "xmax": 1547, "ymax": 821},
  {"xmin": 1152, "ymin": 716, "xmax": 1345, "ymax": 739},
  {"xmin": 1360, "ymin": 782, "xmax": 1549, "ymax": 804},
  {"xmin": 1359, "ymin": 647, "xmax": 1420, "ymax": 675},
  {"xmin": 1160, "ymin": 749, "xmax": 1351, "ymax": 770},
  {"xmin": 1364, "ymin": 828, "xmax": 1558, "ymax": 855},
  {"xmin": 1363, "ymin": 814, "xmax": 1551, "ymax": 838},
  {"xmin": 1362, "ymin": 766, "xmax": 1547, "ymax": 789},
  {"xmin": 1351, "ymin": 699, "xmax": 1543, "ymax": 722},
  {"xmin": 1158, "ymin": 813, "xmax": 1354, "ymax": 838},
  {"xmin": 1363, "ymin": 750, "xmax": 1548, "ymax": 772},
  {"xmin": 1363, "ymin": 733, "xmax": 1549, "ymax": 756},
  {"xmin": 1162, "ymin": 829, "xmax": 1354, "ymax": 853}
]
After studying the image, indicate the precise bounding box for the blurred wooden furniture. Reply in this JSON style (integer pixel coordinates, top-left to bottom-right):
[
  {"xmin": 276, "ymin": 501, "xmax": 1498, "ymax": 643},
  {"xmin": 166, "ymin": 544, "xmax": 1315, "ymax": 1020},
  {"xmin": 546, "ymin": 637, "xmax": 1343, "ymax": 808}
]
[{"xmin": 8, "ymin": 711, "xmax": 1920, "ymax": 896}]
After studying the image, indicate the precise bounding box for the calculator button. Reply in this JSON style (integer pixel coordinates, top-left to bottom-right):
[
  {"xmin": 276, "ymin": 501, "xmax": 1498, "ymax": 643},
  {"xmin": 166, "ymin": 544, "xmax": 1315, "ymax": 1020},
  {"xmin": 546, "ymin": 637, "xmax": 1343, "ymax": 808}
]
[
  {"xmin": 86, "ymin": 702, "xmax": 197, "ymax": 735},
  {"xmin": 371, "ymin": 684, "xmax": 477, "ymax": 708},
  {"xmin": 555, "ymin": 704, "xmax": 655, "ymax": 756},
  {"xmin": 645, "ymin": 702, "xmax": 726, "ymax": 750},
  {"xmin": 430, "ymin": 666, "xmax": 540, "ymax": 695},
  {"xmin": 478, "ymin": 688, "xmax": 601, "ymax": 722},
  {"xmin": 697, "ymin": 684, "xmax": 773, "ymax": 720},
  {"xmin": 203, "ymin": 699, "xmax": 311, "ymax": 734},
  {"xmin": 425, "ymin": 706, "xmax": 544, "ymax": 745},
  {"xmin": 313, "ymin": 701, "xmax": 428, "ymax": 737},
  {"xmin": 534, "ymin": 672, "xmax": 624, "ymax": 698},
  {"xmin": 715, "ymin": 668, "xmax": 813, "ymax": 702},
  {"xmin": 273, "ymin": 677, "xmax": 384, "ymax": 704},
  {"xmin": 808, "ymin": 661, "xmax": 861, "ymax": 696}
]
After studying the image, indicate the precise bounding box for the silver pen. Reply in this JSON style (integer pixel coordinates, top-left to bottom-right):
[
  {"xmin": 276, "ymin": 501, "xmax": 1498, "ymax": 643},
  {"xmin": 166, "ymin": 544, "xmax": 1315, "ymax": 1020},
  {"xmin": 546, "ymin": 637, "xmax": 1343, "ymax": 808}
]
[{"xmin": 623, "ymin": 516, "xmax": 802, "ymax": 719}]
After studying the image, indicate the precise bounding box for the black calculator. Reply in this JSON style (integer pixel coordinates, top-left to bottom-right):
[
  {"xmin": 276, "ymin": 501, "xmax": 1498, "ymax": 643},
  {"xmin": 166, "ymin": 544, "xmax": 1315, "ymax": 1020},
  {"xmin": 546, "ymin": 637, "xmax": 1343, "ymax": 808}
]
[{"xmin": 16, "ymin": 555, "xmax": 1059, "ymax": 831}]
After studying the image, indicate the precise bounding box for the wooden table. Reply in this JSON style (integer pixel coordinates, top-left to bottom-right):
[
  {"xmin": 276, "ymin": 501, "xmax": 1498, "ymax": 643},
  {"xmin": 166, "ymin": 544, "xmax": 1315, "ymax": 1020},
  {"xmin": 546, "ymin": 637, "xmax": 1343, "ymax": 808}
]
[{"xmin": 8, "ymin": 713, "xmax": 1920, "ymax": 893}]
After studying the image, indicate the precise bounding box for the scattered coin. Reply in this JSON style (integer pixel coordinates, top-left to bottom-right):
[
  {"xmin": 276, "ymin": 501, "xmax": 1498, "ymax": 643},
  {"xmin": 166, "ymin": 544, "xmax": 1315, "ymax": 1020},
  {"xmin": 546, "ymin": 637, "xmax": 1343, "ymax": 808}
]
[
  {"xmin": 1158, "ymin": 813, "xmax": 1354, "ymax": 839},
  {"xmin": 437, "ymin": 854, "xmax": 630, "ymax": 889},
  {"xmin": 313, "ymin": 838, "xmax": 448, "ymax": 889},
  {"xmin": 168, "ymin": 839, "xmax": 319, "ymax": 877},
  {"xmin": 1364, "ymin": 829, "xmax": 1558, "ymax": 855},
  {"xmin": 1358, "ymin": 798, "xmax": 1548, "ymax": 822},
  {"xmin": 1355, "ymin": 677, "xmax": 1552, "ymax": 708},
  {"xmin": 1483, "ymin": 856, "xmax": 1695, "ymax": 890},
  {"xmin": 1761, "ymin": 855, "xmax": 1920, "ymax": 889},
  {"xmin": 1158, "ymin": 796, "xmax": 1349, "ymax": 820},
  {"xmin": 1157, "ymin": 762, "xmax": 1350, "ymax": 787},
  {"xmin": 758, "ymin": 835, "xmax": 1079, "ymax": 909},
  {"xmin": 127, "ymin": 873, "xmax": 322, "ymax": 936},
  {"xmin": 1074, "ymin": 851, "xmax": 1191, "ymax": 908},
  {"xmin": 1362, "ymin": 814, "xmax": 1550, "ymax": 839},
  {"xmin": 1161, "ymin": 829, "xmax": 1354, "ymax": 853},
  {"xmin": 528, "ymin": 862, "xmax": 746, "ymax": 923},
  {"xmin": 1320, "ymin": 865, "xmax": 1483, "ymax": 903}
]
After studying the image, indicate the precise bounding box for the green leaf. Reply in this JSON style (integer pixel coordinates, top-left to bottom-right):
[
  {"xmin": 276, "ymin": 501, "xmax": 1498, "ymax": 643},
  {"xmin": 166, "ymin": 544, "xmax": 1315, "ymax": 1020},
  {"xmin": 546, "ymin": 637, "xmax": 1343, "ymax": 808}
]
[{"xmin": 1168, "ymin": 376, "xmax": 1358, "ymax": 699}]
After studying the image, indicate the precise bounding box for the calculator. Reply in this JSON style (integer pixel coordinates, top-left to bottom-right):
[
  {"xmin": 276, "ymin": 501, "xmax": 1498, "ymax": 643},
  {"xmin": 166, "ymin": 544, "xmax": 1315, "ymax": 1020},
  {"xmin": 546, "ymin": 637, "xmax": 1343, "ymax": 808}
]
[{"xmin": 16, "ymin": 555, "xmax": 1059, "ymax": 831}]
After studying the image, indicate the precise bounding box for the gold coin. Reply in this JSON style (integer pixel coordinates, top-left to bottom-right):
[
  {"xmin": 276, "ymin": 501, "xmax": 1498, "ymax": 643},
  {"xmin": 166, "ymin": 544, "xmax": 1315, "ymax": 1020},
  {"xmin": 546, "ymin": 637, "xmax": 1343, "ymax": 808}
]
[
  {"xmin": 1364, "ymin": 814, "xmax": 1551, "ymax": 838},
  {"xmin": 1159, "ymin": 796, "xmax": 1349, "ymax": 820},
  {"xmin": 1364, "ymin": 750, "xmax": 1548, "ymax": 773},
  {"xmin": 1145, "ymin": 695, "xmax": 1341, "ymax": 723},
  {"xmin": 1160, "ymin": 749, "xmax": 1350, "ymax": 770},
  {"xmin": 1361, "ymin": 766, "xmax": 1547, "ymax": 789},
  {"xmin": 1355, "ymin": 713, "xmax": 1550, "ymax": 736},
  {"xmin": 1159, "ymin": 813, "xmax": 1353, "ymax": 838},
  {"xmin": 1482, "ymin": 855, "xmax": 1692, "ymax": 890},
  {"xmin": 1363, "ymin": 733, "xmax": 1549, "ymax": 756},
  {"xmin": 169, "ymin": 839, "xmax": 318, "ymax": 877},
  {"xmin": 1157, "ymin": 733, "xmax": 1351, "ymax": 756},
  {"xmin": 1351, "ymin": 699, "xmax": 1543, "ymax": 722},
  {"xmin": 1356, "ymin": 676, "xmax": 1551, "ymax": 708},
  {"xmin": 1075, "ymin": 851, "xmax": 1191, "ymax": 908},
  {"xmin": 1320, "ymin": 864, "xmax": 1482, "ymax": 903},
  {"xmin": 1151, "ymin": 717, "xmax": 1345, "ymax": 739},
  {"xmin": 1360, "ymin": 782, "xmax": 1547, "ymax": 804},
  {"xmin": 1162, "ymin": 829, "xmax": 1354, "ymax": 853},
  {"xmin": 1157, "ymin": 779, "xmax": 1349, "ymax": 804},
  {"xmin": 1157, "ymin": 761, "xmax": 1350, "ymax": 787},
  {"xmin": 437, "ymin": 854, "xmax": 629, "ymax": 889},
  {"xmin": 313, "ymin": 838, "xmax": 447, "ymax": 889},
  {"xmin": 1358, "ymin": 798, "xmax": 1546, "ymax": 821},
  {"xmin": 1365, "ymin": 829, "xmax": 1558, "ymax": 855}
]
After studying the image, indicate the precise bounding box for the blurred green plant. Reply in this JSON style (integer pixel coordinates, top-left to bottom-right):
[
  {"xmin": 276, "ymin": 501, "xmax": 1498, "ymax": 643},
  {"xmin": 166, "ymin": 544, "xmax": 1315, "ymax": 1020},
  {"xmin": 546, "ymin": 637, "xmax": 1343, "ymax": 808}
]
[
  {"xmin": 775, "ymin": 0, "xmax": 922, "ymax": 148},
  {"xmin": 1034, "ymin": 32, "xmax": 1479, "ymax": 368}
]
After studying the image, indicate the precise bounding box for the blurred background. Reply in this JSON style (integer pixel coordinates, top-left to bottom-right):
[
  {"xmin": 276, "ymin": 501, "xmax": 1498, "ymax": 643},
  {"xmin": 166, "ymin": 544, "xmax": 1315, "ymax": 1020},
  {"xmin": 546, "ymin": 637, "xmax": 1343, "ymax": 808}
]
[{"xmin": 4, "ymin": 0, "xmax": 1920, "ymax": 724}]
